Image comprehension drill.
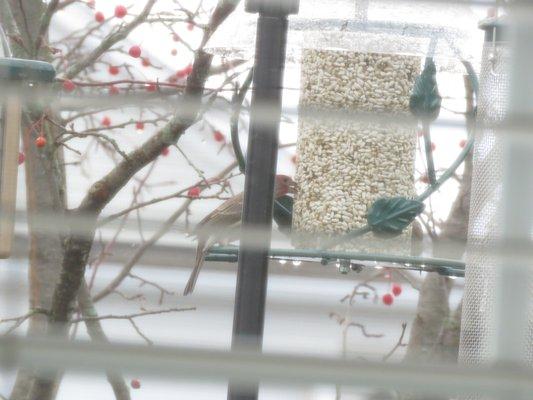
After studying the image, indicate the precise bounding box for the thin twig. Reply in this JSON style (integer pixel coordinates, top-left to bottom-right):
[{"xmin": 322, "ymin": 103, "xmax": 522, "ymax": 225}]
[
  {"xmin": 1, "ymin": 309, "xmax": 48, "ymax": 335},
  {"xmin": 128, "ymin": 273, "xmax": 175, "ymax": 305},
  {"xmin": 78, "ymin": 280, "xmax": 131, "ymax": 400},
  {"xmin": 34, "ymin": 0, "xmax": 60, "ymax": 56},
  {"xmin": 65, "ymin": 0, "xmax": 158, "ymax": 79},
  {"xmin": 112, "ymin": 291, "xmax": 145, "ymax": 302},
  {"xmin": 70, "ymin": 307, "xmax": 195, "ymax": 324},
  {"xmin": 329, "ymin": 312, "xmax": 384, "ymax": 338},
  {"xmin": 382, "ymin": 323, "xmax": 408, "ymax": 362},
  {"xmin": 129, "ymin": 318, "xmax": 153, "ymax": 345}
]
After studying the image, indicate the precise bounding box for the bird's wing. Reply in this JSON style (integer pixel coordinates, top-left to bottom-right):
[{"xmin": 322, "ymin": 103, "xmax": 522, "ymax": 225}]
[
  {"xmin": 195, "ymin": 192, "xmax": 244, "ymax": 235},
  {"xmin": 184, "ymin": 193, "xmax": 244, "ymax": 296},
  {"xmin": 183, "ymin": 234, "xmax": 218, "ymax": 295}
]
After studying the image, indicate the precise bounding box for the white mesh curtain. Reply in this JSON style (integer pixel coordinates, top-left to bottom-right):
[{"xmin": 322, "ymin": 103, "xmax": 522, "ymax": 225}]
[{"xmin": 460, "ymin": 15, "xmax": 533, "ymax": 368}]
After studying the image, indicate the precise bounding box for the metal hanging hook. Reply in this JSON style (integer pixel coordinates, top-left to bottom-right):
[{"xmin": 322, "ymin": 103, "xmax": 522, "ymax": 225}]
[{"xmin": 488, "ymin": 23, "xmax": 500, "ymax": 77}]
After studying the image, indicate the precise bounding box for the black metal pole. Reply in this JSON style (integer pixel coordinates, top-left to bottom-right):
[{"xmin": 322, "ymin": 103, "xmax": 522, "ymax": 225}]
[{"xmin": 228, "ymin": 1, "xmax": 298, "ymax": 399}]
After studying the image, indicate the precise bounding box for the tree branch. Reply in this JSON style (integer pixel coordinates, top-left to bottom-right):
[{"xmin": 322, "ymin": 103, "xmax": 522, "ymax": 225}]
[
  {"xmin": 201, "ymin": 0, "xmax": 241, "ymax": 48},
  {"xmin": 49, "ymin": 50, "xmax": 212, "ymax": 328},
  {"xmin": 0, "ymin": 0, "xmax": 28, "ymax": 55},
  {"xmin": 71, "ymin": 306, "xmax": 195, "ymax": 324},
  {"xmin": 65, "ymin": 0, "xmax": 157, "ymax": 79},
  {"xmin": 34, "ymin": 0, "xmax": 60, "ymax": 56},
  {"xmin": 77, "ymin": 280, "xmax": 131, "ymax": 400},
  {"xmin": 383, "ymin": 323, "xmax": 408, "ymax": 362}
]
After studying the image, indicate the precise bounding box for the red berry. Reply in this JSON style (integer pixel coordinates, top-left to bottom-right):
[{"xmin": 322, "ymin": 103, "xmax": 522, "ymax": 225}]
[
  {"xmin": 172, "ymin": 33, "xmax": 180, "ymax": 42},
  {"xmin": 102, "ymin": 116, "xmax": 111, "ymax": 127},
  {"xmin": 18, "ymin": 152, "xmax": 25, "ymax": 165},
  {"xmin": 382, "ymin": 293, "xmax": 394, "ymax": 306},
  {"xmin": 187, "ymin": 22, "xmax": 194, "ymax": 31},
  {"xmin": 114, "ymin": 5, "xmax": 127, "ymax": 18},
  {"xmin": 95, "ymin": 11, "xmax": 105, "ymax": 22},
  {"xmin": 109, "ymin": 85, "xmax": 119, "ymax": 95},
  {"xmin": 213, "ymin": 130, "xmax": 225, "ymax": 142},
  {"xmin": 188, "ymin": 186, "xmax": 201, "ymax": 198},
  {"xmin": 141, "ymin": 58, "xmax": 151, "ymax": 67},
  {"xmin": 130, "ymin": 379, "xmax": 141, "ymax": 389},
  {"xmin": 87, "ymin": 0, "xmax": 95, "ymax": 8},
  {"xmin": 161, "ymin": 147, "xmax": 170, "ymax": 156},
  {"xmin": 392, "ymin": 284, "xmax": 402, "ymax": 297},
  {"xmin": 108, "ymin": 66, "xmax": 119, "ymax": 75},
  {"xmin": 431, "ymin": 142, "xmax": 436, "ymax": 152},
  {"xmin": 62, "ymin": 80, "xmax": 76, "ymax": 92},
  {"xmin": 420, "ymin": 174, "xmax": 430, "ymax": 184},
  {"xmin": 459, "ymin": 139, "xmax": 467, "ymax": 148},
  {"xmin": 128, "ymin": 45, "xmax": 141, "ymax": 58},
  {"xmin": 35, "ymin": 136, "xmax": 47, "ymax": 148},
  {"xmin": 171, "ymin": 49, "xmax": 177, "ymax": 56},
  {"xmin": 146, "ymin": 83, "xmax": 157, "ymax": 92},
  {"xmin": 136, "ymin": 121, "xmax": 144, "ymax": 131}
]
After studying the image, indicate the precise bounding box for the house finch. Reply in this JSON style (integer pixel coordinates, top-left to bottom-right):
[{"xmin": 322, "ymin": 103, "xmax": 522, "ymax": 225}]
[{"xmin": 183, "ymin": 174, "xmax": 297, "ymax": 295}]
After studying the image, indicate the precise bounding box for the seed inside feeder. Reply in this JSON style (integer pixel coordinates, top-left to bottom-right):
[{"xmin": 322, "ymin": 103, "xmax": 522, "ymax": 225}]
[{"xmin": 292, "ymin": 49, "xmax": 420, "ymax": 254}]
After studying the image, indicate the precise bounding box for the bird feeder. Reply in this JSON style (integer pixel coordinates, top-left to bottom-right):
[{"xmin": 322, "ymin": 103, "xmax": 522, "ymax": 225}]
[
  {"xmin": 204, "ymin": 0, "xmax": 481, "ymax": 273},
  {"xmin": 290, "ymin": 8, "xmax": 425, "ymax": 255},
  {"xmin": 0, "ymin": 28, "xmax": 55, "ymax": 258},
  {"xmin": 288, "ymin": 0, "xmax": 480, "ymax": 255}
]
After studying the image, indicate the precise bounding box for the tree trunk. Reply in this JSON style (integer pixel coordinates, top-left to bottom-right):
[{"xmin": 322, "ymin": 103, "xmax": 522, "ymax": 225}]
[
  {"xmin": 403, "ymin": 74, "xmax": 474, "ymax": 365},
  {"xmin": 401, "ymin": 76, "xmax": 474, "ymax": 400},
  {"xmin": 4, "ymin": 2, "xmax": 67, "ymax": 399}
]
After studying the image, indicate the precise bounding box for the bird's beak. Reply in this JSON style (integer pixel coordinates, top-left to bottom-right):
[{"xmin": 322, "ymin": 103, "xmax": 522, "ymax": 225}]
[{"xmin": 289, "ymin": 181, "xmax": 298, "ymax": 195}]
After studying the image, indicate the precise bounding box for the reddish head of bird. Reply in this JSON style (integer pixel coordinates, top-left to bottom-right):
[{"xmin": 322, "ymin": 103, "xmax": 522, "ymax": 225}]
[{"xmin": 274, "ymin": 175, "xmax": 297, "ymax": 197}]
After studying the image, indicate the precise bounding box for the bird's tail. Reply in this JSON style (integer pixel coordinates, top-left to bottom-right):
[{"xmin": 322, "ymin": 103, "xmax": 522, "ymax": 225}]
[{"xmin": 183, "ymin": 237, "xmax": 210, "ymax": 295}]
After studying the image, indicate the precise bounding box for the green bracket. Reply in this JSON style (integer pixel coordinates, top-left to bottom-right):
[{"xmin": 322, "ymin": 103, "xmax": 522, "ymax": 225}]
[{"xmin": 0, "ymin": 58, "xmax": 56, "ymax": 82}]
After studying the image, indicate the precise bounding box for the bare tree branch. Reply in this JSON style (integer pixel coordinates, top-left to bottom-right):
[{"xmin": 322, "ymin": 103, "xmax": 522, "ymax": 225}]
[
  {"xmin": 71, "ymin": 306, "xmax": 195, "ymax": 324},
  {"xmin": 0, "ymin": 0, "xmax": 28, "ymax": 54},
  {"xmin": 34, "ymin": 0, "xmax": 60, "ymax": 56},
  {"xmin": 65, "ymin": 0, "xmax": 157, "ymax": 79},
  {"xmin": 77, "ymin": 281, "xmax": 131, "ymax": 400},
  {"xmin": 201, "ymin": 0, "xmax": 241, "ymax": 48},
  {"xmin": 0, "ymin": 309, "xmax": 48, "ymax": 335},
  {"xmin": 383, "ymin": 323, "xmax": 408, "ymax": 362}
]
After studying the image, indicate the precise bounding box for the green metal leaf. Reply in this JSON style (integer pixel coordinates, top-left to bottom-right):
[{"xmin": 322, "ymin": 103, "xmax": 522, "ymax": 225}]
[
  {"xmin": 409, "ymin": 58, "xmax": 442, "ymax": 122},
  {"xmin": 273, "ymin": 196, "xmax": 293, "ymax": 234},
  {"xmin": 367, "ymin": 197, "xmax": 425, "ymax": 237}
]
